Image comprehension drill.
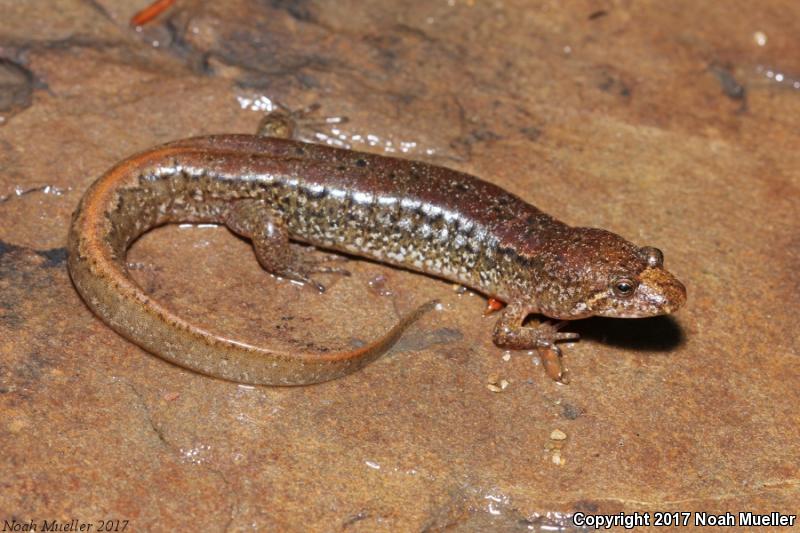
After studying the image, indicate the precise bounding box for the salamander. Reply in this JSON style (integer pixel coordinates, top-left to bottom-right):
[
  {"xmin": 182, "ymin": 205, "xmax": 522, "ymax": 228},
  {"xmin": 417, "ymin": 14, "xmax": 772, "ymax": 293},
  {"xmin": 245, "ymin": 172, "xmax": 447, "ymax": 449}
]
[{"xmin": 67, "ymin": 109, "xmax": 686, "ymax": 385}]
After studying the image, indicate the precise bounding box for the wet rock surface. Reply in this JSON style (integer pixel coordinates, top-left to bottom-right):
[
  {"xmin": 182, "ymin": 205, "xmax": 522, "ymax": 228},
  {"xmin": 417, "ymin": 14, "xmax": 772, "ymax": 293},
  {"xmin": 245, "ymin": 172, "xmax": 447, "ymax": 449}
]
[{"xmin": 1, "ymin": 1, "xmax": 798, "ymax": 531}]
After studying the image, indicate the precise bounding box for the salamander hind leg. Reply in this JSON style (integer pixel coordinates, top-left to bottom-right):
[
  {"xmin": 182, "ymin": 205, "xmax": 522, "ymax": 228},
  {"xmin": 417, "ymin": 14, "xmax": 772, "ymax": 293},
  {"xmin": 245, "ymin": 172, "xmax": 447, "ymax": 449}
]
[
  {"xmin": 224, "ymin": 200, "xmax": 350, "ymax": 293},
  {"xmin": 257, "ymin": 102, "xmax": 348, "ymax": 142},
  {"xmin": 492, "ymin": 301, "xmax": 579, "ymax": 383}
]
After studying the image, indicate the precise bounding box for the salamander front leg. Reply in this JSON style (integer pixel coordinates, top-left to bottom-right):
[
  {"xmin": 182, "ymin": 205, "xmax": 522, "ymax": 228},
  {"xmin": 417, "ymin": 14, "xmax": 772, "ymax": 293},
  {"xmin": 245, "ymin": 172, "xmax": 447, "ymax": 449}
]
[
  {"xmin": 492, "ymin": 301, "xmax": 579, "ymax": 383},
  {"xmin": 224, "ymin": 200, "xmax": 350, "ymax": 293}
]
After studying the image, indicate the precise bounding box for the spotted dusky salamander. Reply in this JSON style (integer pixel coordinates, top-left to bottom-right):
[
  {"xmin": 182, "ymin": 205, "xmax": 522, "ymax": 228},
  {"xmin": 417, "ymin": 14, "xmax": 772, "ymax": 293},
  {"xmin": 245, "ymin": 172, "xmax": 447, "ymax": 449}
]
[{"xmin": 67, "ymin": 110, "xmax": 686, "ymax": 385}]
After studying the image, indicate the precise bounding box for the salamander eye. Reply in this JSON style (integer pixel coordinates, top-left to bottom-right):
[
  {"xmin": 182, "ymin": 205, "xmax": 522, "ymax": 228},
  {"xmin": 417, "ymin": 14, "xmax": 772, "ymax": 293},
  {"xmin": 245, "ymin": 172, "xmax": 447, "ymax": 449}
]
[
  {"xmin": 640, "ymin": 246, "xmax": 663, "ymax": 267},
  {"xmin": 612, "ymin": 278, "xmax": 636, "ymax": 298}
]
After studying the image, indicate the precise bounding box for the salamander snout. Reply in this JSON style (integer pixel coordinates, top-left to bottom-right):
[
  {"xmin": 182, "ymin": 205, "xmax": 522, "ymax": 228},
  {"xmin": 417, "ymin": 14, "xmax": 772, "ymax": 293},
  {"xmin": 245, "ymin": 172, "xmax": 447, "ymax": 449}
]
[
  {"xmin": 627, "ymin": 246, "xmax": 686, "ymax": 315},
  {"xmin": 588, "ymin": 264, "xmax": 686, "ymax": 318},
  {"xmin": 633, "ymin": 266, "xmax": 687, "ymax": 315}
]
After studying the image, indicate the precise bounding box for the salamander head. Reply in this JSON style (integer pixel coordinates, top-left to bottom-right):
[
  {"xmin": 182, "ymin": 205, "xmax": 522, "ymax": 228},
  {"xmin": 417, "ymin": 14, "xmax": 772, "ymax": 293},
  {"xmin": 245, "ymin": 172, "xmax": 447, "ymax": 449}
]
[{"xmin": 536, "ymin": 228, "xmax": 686, "ymax": 319}]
